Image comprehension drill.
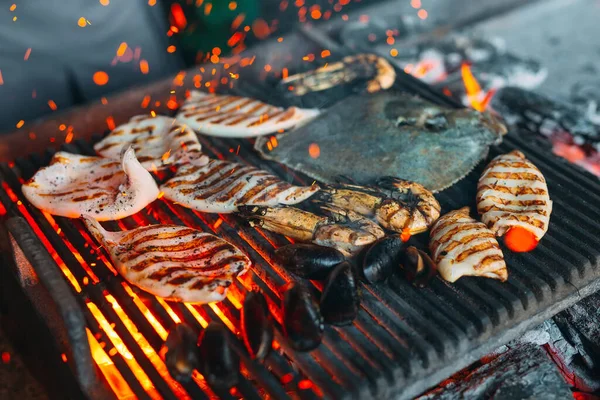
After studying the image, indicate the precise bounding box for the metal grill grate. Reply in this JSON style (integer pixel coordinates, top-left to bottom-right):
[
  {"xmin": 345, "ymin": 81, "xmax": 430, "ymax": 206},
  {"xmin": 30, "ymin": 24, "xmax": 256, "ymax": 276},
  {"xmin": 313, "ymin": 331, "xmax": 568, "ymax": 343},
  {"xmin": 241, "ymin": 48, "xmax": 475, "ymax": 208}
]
[{"xmin": 2, "ymin": 72, "xmax": 600, "ymax": 400}]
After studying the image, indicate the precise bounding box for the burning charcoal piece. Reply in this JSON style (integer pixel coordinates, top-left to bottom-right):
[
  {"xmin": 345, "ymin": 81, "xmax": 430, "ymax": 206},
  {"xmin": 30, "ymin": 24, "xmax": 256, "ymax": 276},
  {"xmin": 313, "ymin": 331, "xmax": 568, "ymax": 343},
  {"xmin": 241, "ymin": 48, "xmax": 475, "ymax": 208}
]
[
  {"xmin": 282, "ymin": 284, "xmax": 324, "ymax": 352},
  {"xmin": 400, "ymin": 246, "xmax": 437, "ymax": 288},
  {"xmin": 198, "ymin": 323, "xmax": 239, "ymax": 390},
  {"xmin": 164, "ymin": 324, "xmax": 199, "ymax": 383},
  {"xmin": 362, "ymin": 235, "xmax": 406, "ymax": 284},
  {"xmin": 256, "ymin": 91, "xmax": 507, "ymax": 192},
  {"xmin": 274, "ymin": 244, "xmax": 346, "ymax": 280},
  {"xmin": 320, "ymin": 262, "xmax": 359, "ymax": 326},
  {"xmin": 241, "ymin": 291, "xmax": 273, "ymax": 362},
  {"xmin": 491, "ymin": 86, "xmax": 599, "ymax": 141}
]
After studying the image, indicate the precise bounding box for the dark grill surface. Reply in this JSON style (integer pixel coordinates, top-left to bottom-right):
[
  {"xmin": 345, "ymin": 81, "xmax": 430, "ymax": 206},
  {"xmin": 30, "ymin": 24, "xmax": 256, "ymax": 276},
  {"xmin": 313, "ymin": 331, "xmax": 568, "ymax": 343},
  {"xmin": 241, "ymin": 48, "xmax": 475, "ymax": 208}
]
[{"xmin": 2, "ymin": 70, "xmax": 600, "ymax": 400}]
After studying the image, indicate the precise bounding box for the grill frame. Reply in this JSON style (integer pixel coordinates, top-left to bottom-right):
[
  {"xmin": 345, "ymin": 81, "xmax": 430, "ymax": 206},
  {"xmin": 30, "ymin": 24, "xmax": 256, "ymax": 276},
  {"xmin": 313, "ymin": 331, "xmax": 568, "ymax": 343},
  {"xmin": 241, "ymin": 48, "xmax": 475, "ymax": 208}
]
[{"xmin": 2, "ymin": 59, "xmax": 600, "ymax": 400}]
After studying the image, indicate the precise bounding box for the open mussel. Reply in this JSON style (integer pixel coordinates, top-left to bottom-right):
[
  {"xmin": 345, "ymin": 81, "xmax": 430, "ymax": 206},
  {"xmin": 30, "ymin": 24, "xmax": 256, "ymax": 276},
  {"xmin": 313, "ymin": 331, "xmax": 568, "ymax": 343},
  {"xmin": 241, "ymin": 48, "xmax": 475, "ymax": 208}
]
[
  {"xmin": 282, "ymin": 283, "xmax": 325, "ymax": 352},
  {"xmin": 320, "ymin": 261, "xmax": 359, "ymax": 326},
  {"xmin": 275, "ymin": 244, "xmax": 345, "ymax": 280},
  {"xmin": 400, "ymin": 246, "xmax": 438, "ymax": 288},
  {"xmin": 164, "ymin": 324, "xmax": 199, "ymax": 383},
  {"xmin": 198, "ymin": 322, "xmax": 239, "ymax": 390},
  {"xmin": 241, "ymin": 290, "xmax": 273, "ymax": 362},
  {"xmin": 362, "ymin": 235, "xmax": 406, "ymax": 283}
]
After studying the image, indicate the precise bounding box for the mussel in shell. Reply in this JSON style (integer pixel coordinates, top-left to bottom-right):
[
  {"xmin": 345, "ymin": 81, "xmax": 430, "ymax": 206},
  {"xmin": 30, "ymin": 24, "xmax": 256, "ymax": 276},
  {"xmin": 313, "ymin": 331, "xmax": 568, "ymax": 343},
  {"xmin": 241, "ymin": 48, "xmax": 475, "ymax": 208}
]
[
  {"xmin": 275, "ymin": 244, "xmax": 345, "ymax": 279},
  {"xmin": 198, "ymin": 322, "xmax": 239, "ymax": 389},
  {"xmin": 241, "ymin": 290, "xmax": 273, "ymax": 362},
  {"xmin": 320, "ymin": 261, "xmax": 360, "ymax": 326},
  {"xmin": 362, "ymin": 235, "xmax": 406, "ymax": 283},
  {"xmin": 164, "ymin": 324, "xmax": 199, "ymax": 383},
  {"xmin": 282, "ymin": 283, "xmax": 325, "ymax": 352},
  {"xmin": 400, "ymin": 246, "xmax": 438, "ymax": 288}
]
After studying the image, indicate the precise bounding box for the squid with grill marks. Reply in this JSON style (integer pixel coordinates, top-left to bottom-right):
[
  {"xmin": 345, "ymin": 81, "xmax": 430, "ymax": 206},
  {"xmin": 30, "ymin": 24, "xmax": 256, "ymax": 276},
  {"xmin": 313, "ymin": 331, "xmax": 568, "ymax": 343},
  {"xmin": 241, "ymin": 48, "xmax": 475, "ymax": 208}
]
[
  {"xmin": 175, "ymin": 91, "xmax": 319, "ymax": 138},
  {"xmin": 280, "ymin": 54, "xmax": 396, "ymax": 96},
  {"xmin": 160, "ymin": 158, "xmax": 320, "ymax": 213},
  {"xmin": 83, "ymin": 216, "xmax": 251, "ymax": 303},
  {"xmin": 238, "ymin": 204, "xmax": 384, "ymax": 256},
  {"xmin": 477, "ymin": 150, "xmax": 552, "ymax": 252},
  {"xmin": 315, "ymin": 178, "xmax": 441, "ymax": 238},
  {"xmin": 22, "ymin": 147, "xmax": 159, "ymax": 221},
  {"xmin": 429, "ymin": 207, "xmax": 507, "ymax": 282},
  {"xmin": 94, "ymin": 115, "xmax": 207, "ymax": 171}
]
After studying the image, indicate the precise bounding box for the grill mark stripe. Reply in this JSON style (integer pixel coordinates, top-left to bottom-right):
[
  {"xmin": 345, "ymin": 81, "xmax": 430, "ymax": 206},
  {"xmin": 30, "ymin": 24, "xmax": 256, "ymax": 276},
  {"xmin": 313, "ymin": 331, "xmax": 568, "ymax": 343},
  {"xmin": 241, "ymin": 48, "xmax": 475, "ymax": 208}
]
[
  {"xmin": 128, "ymin": 229, "xmax": 199, "ymax": 249},
  {"xmin": 236, "ymin": 176, "xmax": 281, "ymax": 204},
  {"xmin": 250, "ymin": 182, "xmax": 292, "ymax": 203},
  {"xmin": 456, "ymin": 241, "xmax": 499, "ymax": 262},
  {"xmin": 130, "ymin": 243, "xmax": 234, "ymax": 271},
  {"xmin": 123, "ymin": 236, "xmax": 220, "ymax": 261},
  {"xmin": 193, "ymin": 168, "xmax": 257, "ymax": 200},
  {"xmin": 481, "ymin": 171, "xmax": 543, "ymax": 182}
]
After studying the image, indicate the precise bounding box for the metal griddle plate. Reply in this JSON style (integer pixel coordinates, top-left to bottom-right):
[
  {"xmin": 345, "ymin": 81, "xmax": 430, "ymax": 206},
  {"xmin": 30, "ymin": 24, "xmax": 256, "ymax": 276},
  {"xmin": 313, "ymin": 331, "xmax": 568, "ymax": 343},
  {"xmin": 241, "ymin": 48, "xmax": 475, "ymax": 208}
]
[{"xmin": 1, "ymin": 77, "xmax": 600, "ymax": 400}]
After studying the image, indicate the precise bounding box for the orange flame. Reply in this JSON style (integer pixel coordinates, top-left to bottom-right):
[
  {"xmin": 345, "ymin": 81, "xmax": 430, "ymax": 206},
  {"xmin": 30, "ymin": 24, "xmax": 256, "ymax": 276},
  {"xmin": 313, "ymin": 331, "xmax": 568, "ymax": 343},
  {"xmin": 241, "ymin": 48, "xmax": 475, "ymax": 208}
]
[{"xmin": 460, "ymin": 63, "xmax": 489, "ymax": 112}]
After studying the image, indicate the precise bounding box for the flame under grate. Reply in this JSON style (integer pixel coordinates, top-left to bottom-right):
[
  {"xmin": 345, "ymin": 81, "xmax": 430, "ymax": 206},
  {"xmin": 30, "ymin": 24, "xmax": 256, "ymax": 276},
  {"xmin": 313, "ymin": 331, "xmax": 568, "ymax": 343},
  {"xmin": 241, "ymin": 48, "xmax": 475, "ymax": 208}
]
[{"xmin": 2, "ymin": 77, "xmax": 600, "ymax": 400}]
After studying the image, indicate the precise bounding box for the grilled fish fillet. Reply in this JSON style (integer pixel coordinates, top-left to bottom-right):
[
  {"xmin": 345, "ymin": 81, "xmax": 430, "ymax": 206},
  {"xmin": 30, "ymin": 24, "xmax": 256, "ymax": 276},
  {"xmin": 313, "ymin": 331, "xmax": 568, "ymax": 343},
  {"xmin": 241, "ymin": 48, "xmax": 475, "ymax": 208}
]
[
  {"xmin": 175, "ymin": 91, "xmax": 320, "ymax": 138},
  {"xmin": 477, "ymin": 150, "xmax": 552, "ymax": 241},
  {"xmin": 429, "ymin": 207, "xmax": 507, "ymax": 282},
  {"xmin": 161, "ymin": 158, "xmax": 320, "ymax": 213},
  {"xmin": 83, "ymin": 215, "xmax": 251, "ymax": 303},
  {"xmin": 94, "ymin": 115, "xmax": 207, "ymax": 171},
  {"xmin": 22, "ymin": 147, "xmax": 159, "ymax": 221}
]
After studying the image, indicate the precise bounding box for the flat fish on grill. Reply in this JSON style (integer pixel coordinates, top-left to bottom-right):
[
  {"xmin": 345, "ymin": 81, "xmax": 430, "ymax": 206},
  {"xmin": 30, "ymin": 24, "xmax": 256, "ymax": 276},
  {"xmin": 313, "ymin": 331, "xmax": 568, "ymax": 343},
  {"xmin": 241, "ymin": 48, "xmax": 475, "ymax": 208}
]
[
  {"xmin": 256, "ymin": 91, "xmax": 507, "ymax": 192},
  {"xmin": 22, "ymin": 147, "xmax": 159, "ymax": 221},
  {"xmin": 477, "ymin": 150, "xmax": 552, "ymax": 252},
  {"xmin": 175, "ymin": 91, "xmax": 320, "ymax": 138},
  {"xmin": 94, "ymin": 115, "xmax": 207, "ymax": 171},
  {"xmin": 160, "ymin": 158, "xmax": 320, "ymax": 213},
  {"xmin": 429, "ymin": 207, "xmax": 507, "ymax": 282},
  {"xmin": 83, "ymin": 216, "xmax": 251, "ymax": 303}
]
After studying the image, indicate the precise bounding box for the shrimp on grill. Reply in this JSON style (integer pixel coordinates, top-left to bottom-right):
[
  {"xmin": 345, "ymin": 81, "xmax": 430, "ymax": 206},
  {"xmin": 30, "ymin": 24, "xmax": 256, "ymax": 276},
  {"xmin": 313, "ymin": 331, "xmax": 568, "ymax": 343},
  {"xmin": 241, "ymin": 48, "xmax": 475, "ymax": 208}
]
[
  {"xmin": 83, "ymin": 216, "xmax": 250, "ymax": 303},
  {"xmin": 477, "ymin": 150, "xmax": 552, "ymax": 252},
  {"xmin": 237, "ymin": 205, "xmax": 384, "ymax": 256},
  {"xmin": 280, "ymin": 54, "xmax": 396, "ymax": 96},
  {"xmin": 429, "ymin": 207, "xmax": 507, "ymax": 283},
  {"xmin": 314, "ymin": 178, "xmax": 441, "ymax": 239}
]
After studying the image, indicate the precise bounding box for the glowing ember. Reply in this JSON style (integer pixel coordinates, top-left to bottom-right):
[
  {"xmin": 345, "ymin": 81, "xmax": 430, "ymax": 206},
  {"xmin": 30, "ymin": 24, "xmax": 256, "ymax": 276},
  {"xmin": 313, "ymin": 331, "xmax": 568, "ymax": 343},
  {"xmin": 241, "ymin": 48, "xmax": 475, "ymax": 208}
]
[
  {"xmin": 24, "ymin": 48, "xmax": 31, "ymax": 61},
  {"xmin": 308, "ymin": 143, "xmax": 320, "ymax": 158},
  {"xmin": 170, "ymin": 3, "xmax": 187, "ymax": 29},
  {"xmin": 16, "ymin": 120, "xmax": 24, "ymax": 128},
  {"xmin": 47, "ymin": 100, "xmax": 58, "ymax": 111},
  {"xmin": 93, "ymin": 71, "xmax": 109, "ymax": 86},
  {"xmin": 77, "ymin": 17, "xmax": 87, "ymax": 27},
  {"xmin": 504, "ymin": 226, "xmax": 539, "ymax": 253},
  {"xmin": 116, "ymin": 42, "xmax": 128, "ymax": 57},
  {"xmin": 1, "ymin": 352, "xmax": 10, "ymax": 364},
  {"xmin": 417, "ymin": 9, "xmax": 428, "ymax": 19},
  {"xmin": 99, "ymin": 0, "xmax": 110, "ymax": 5},
  {"xmin": 460, "ymin": 63, "xmax": 487, "ymax": 112}
]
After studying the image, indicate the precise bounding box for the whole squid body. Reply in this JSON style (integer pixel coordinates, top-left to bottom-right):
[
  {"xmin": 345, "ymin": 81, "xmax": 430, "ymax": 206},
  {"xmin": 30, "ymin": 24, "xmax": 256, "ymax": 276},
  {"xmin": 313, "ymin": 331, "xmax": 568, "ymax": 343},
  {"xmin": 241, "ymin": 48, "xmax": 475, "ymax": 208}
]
[{"xmin": 256, "ymin": 91, "xmax": 507, "ymax": 192}]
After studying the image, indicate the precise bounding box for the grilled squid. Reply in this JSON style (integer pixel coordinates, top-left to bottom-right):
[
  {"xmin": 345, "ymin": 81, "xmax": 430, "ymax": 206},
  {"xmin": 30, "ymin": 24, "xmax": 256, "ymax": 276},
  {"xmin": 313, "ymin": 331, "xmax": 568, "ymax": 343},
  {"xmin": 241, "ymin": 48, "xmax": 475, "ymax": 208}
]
[
  {"xmin": 280, "ymin": 54, "xmax": 396, "ymax": 95},
  {"xmin": 83, "ymin": 216, "xmax": 250, "ymax": 303},
  {"xmin": 22, "ymin": 147, "xmax": 159, "ymax": 221},
  {"xmin": 316, "ymin": 179, "xmax": 441, "ymax": 239},
  {"xmin": 429, "ymin": 207, "xmax": 507, "ymax": 282},
  {"xmin": 175, "ymin": 91, "xmax": 319, "ymax": 138},
  {"xmin": 477, "ymin": 150, "xmax": 552, "ymax": 252},
  {"xmin": 237, "ymin": 205, "xmax": 384, "ymax": 256}
]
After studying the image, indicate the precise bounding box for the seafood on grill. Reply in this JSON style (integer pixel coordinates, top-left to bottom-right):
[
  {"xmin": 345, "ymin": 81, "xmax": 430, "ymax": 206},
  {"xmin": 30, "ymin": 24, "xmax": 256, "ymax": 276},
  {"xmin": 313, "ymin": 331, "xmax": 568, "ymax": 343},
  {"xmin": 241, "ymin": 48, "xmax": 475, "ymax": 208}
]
[
  {"xmin": 315, "ymin": 178, "xmax": 441, "ymax": 237},
  {"xmin": 282, "ymin": 283, "xmax": 324, "ymax": 352},
  {"xmin": 22, "ymin": 147, "xmax": 159, "ymax": 221},
  {"xmin": 280, "ymin": 54, "xmax": 396, "ymax": 96},
  {"xmin": 164, "ymin": 324, "xmax": 200, "ymax": 383},
  {"xmin": 429, "ymin": 207, "xmax": 508, "ymax": 282},
  {"xmin": 256, "ymin": 91, "xmax": 507, "ymax": 192},
  {"xmin": 82, "ymin": 216, "xmax": 251, "ymax": 303},
  {"xmin": 175, "ymin": 91, "xmax": 320, "ymax": 138},
  {"xmin": 241, "ymin": 290, "xmax": 273, "ymax": 362},
  {"xmin": 477, "ymin": 150, "xmax": 552, "ymax": 252},
  {"xmin": 361, "ymin": 234, "xmax": 406, "ymax": 284},
  {"xmin": 198, "ymin": 323, "xmax": 239, "ymax": 389},
  {"xmin": 400, "ymin": 246, "xmax": 437, "ymax": 288},
  {"xmin": 238, "ymin": 205, "xmax": 384, "ymax": 256},
  {"xmin": 274, "ymin": 244, "xmax": 345, "ymax": 280},
  {"xmin": 94, "ymin": 115, "xmax": 207, "ymax": 171},
  {"xmin": 320, "ymin": 261, "xmax": 359, "ymax": 326},
  {"xmin": 160, "ymin": 158, "xmax": 320, "ymax": 213}
]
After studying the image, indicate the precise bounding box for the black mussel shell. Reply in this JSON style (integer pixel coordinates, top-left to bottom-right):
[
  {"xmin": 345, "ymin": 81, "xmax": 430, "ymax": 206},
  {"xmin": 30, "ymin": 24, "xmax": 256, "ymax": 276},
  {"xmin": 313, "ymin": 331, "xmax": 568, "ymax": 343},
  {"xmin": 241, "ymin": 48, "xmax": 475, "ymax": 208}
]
[
  {"xmin": 164, "ymin": 324, "xmax": 199, "ymax": 383},
  {"xmin": 400, "ymin": 246, "xmax": 438, "ymax": 288},
  {"xmin": 283, "ymin": 283, "xmax": 325, "ymax": 352},
  {"xmin": 320, "ymin": 261, "xmax": 360, "ymax": 326},
  {"xmin": 198, "ymin": 322, "xmax": 239, "ymax": 389},
  {"xmin": 241, "ymin": 290, "xmax": 273, "ymax": 362},
  {"xmin": 362, "ymin": 235, "xmax": 406, "ymax": 283},
  {"xmin": 275, "ymin": 244, "xmax": 345, "ymax": 280}
]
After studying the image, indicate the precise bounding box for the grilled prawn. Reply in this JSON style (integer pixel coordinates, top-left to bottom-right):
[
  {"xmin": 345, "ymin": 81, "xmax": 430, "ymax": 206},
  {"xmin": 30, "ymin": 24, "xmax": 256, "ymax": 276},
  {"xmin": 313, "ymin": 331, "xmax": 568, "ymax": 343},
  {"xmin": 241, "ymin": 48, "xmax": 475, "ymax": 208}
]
[
  {"xmin": 83, "ymin": 216, "xmax": 250, "ymax": 303},
  {"xmin": 315, "ymin": 178, "xmax": 441, "ymax": 237},
  {"xmin": 477, "ymin": 150, "xmax": 552, "ymax": 252},
  {"xmin": 280, "ymin": 54, "xmax": 396, "ymax": 96},
  {"xmin": 238, "ymin": 205, "xmax": 384, "ymax": 256}
]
